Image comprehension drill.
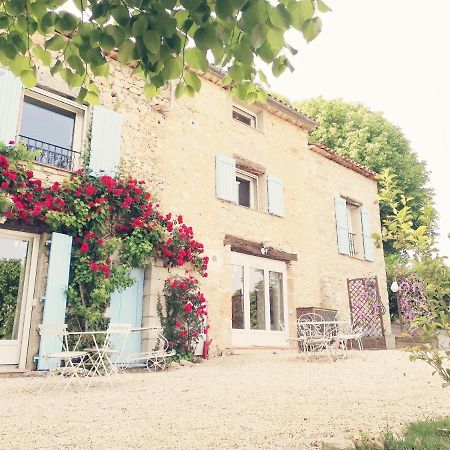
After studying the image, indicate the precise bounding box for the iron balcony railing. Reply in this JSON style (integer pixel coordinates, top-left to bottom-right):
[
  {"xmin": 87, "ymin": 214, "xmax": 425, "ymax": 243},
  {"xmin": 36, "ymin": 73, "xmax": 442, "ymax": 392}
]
[
  {"xmin": 348, "ymin": 232, "xmax": 356, "ymax": 257},
  {"xmin": 18, "ymin": 135, "xmax": 80, "ymax": 171}
]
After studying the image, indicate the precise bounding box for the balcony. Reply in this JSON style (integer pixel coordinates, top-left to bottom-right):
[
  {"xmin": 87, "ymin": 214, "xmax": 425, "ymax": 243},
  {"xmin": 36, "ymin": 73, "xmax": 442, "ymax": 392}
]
[
  {"xmin": 18, "ymin": 135, "xmax": 80, "ymax": 171},
  {"xmin": 348, "ymin": 232, "xmax": 356, "ymax": 257}
]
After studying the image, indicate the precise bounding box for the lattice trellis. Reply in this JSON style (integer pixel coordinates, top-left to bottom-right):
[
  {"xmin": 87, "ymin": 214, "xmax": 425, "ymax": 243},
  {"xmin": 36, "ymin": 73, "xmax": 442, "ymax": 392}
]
[{"xmin": 347, "ymin": 277, "xmax": 384, "ymax": 337}]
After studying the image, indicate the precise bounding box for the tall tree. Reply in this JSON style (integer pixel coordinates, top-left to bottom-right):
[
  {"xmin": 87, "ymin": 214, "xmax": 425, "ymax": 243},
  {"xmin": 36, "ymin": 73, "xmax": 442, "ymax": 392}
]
[
  {"xmin": 0, "ymin": 0, "xmax": 331, "ymax": 103},
  {"xmin": 296, "ymin": 98, "xmax": 434, "ymax": 252}
]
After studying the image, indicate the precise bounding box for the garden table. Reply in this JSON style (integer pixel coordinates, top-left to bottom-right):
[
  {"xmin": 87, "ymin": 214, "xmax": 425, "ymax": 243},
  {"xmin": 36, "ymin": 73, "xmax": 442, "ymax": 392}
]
[
  {"xmin": 291, "ymin": 320, "xmax": 351, "ymax": 362},
  {"xmin": 67, "ymin": 330, "xmax": 118, "ymax": 388}
]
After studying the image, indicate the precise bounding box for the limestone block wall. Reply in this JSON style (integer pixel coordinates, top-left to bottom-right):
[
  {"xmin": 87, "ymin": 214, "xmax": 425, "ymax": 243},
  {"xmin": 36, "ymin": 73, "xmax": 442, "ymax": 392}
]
[
  {"xmin": 102, "ymin": 68, "xmax": 393, "ymax": 351},
  {"xmin": 3, "ymin": 59, "xmax": 394, "ymax": 361}
]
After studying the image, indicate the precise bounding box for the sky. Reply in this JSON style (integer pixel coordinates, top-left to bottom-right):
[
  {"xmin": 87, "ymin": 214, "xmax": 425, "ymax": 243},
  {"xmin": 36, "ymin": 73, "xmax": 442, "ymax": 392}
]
[{"xmin": 269, "ymin": 0, "xmax": 450, "ymax": 259}]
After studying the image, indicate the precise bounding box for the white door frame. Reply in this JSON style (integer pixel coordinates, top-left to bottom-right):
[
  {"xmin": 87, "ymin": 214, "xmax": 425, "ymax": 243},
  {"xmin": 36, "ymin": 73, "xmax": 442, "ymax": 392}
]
[
  {"xmin": 0, "ymin": 229, "xmax": 40, "ymax": 368},
  {"xmin": 230, "ymin": 252, "xmax": 288, "ymax": 348}
]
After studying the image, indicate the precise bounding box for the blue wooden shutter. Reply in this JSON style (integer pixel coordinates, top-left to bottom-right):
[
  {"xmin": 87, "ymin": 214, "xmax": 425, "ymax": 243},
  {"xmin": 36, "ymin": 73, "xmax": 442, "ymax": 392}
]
[
  {"xmin": 0, "ymin": 69, "xmax": 23, "ymax": 144},
  {"xmin": 335, "ymin": 197, "xmax": 350, "ymax": 255},
  {"xmin": 360, "ymin": 207, "xmax": 375, "ymax": 261},
  {"xmin": 89, "ymin": 106, "xmax": 122, "ymax": 176},
  {"xmin": 216, "ymin": 154, "xmax": 236, "ymax": 202},
  {"xmin": 109, "ymin": 268, "xmax": 144, "ymax": 361},
  {"xmin": 37, "ymin": 233, "xmax": 73, "ymax": 370},
  {"xmin": 267, "ymin": 174, "xmax": 284, "ymax": 217}
]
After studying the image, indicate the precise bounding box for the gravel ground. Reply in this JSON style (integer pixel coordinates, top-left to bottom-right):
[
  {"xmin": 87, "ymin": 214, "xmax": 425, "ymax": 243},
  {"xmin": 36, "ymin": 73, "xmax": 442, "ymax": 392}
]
[{"xmin": 1, "ymin": 350, "xmax": 449, "ymax": 450}]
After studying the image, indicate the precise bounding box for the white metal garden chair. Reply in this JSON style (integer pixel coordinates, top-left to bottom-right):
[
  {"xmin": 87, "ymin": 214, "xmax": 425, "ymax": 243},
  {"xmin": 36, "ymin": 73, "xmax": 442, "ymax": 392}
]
[
  {"xmin": 125, "ymin": 327, "xmax": 176, "ymax": 371},
  {"xmin": 86, "ymin": 323, "xmax": 132, "ymax": 387},
  {"xmin": 37, "ymin": 324, "xmax": 89, "ymax": 394},
  {"xmin": 335, "ymin": 321, "xmax": 364, "ymax": 356},
  {"xmin": 296, "ymin": 313, "xmax": 337, "ymax": 362}
]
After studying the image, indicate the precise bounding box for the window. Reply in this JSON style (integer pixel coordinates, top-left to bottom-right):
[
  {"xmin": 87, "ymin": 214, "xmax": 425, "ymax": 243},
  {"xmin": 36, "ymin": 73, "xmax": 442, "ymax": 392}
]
[
  {"xmin": 216, "ymin": 154, "xmax": 284, "ymax": 215},
  {"xmin": 335, "ymin": 196, "xmax": 375, "ymax": 261},
  {"xmin": 232, "ymin": 106, "xmax": 256, "ymax": 128},
  {"xmin": 236, "ymin": 169, "xmax": 258, "ymax": 209},
  {"xmin": 18, "ymin": 90, "xmax": 84, "ymax": 170},
  {"xmin": 230, "ymin": 253, "xmax": 287, "ymax": 348}
]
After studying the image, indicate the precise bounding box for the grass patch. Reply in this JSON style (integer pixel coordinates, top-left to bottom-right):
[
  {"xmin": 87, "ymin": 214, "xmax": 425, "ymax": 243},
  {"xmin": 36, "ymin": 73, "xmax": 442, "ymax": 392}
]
[{"xmin": 357, "ymin": 417, "xmax": 450, "ymax": 450}]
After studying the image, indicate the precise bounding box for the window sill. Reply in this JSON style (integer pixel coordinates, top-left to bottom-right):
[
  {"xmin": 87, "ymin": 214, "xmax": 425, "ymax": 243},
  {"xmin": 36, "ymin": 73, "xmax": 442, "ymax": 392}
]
[
  {"xmin": 33, "ymin": 161, "xmax": 77, "ymax": 175},
  {"xmin": 217, "ymin": 198, "xmax": 284, "ymax": 218},
  {"xmin": 339, "ymin": 252, "xmax": 373, "ymax": 262},
  {"xmin": 232, "ymin": 118, "xmax": 264, "ymax": 134}
]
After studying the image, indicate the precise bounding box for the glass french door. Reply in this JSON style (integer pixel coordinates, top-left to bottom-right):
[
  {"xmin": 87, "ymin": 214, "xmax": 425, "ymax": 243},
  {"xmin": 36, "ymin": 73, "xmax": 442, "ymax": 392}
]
[
  {"xmin": 0, "ymin": 230, "xmax": 39, "ymax": 367},
  {"xmin": 230, "ymin": 253, "xmax": 288, "ymax": 347}
]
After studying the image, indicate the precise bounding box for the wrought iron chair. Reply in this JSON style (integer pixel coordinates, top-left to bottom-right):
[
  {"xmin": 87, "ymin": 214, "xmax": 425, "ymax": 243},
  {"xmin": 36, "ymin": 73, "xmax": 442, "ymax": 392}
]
[
  {"xmin": 125, "ymin": 328, "xmax": 176, "ymax": 371},
  {"xmin": 296, "ymin": 313, "xmax": 336, "ymax": 362},
  {"xmin": 334, "ymin": 313, "xmax": 364, "ymax": 357},
  {"xmin": 86, "ymin": 323, "xmax": 132, "ymax": 386},
  {"xmin": 37, "ymin": 324, "xmax": 89, "ymax": 393}
]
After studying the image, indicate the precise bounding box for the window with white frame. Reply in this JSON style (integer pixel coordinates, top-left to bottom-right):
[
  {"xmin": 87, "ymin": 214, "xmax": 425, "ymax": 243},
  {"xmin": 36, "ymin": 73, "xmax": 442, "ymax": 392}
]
[
  {"xmin": 18, "ymin": 89, "xmax": 85, "ymax": 170},
  {"xmin": 232, "ymin": 105, "xmax": 257, "ymax": 128},
  {"xmin": 236, "ymin": 169, "xmax": 258, "ymax": 209},
  {"xmin": 230, "ymin": 253, "xmax": 287, "ymax": 344},
  {"xmin": 216, "ymin": 154, "xmax": 284, "ymax": 216},
  {"xmin": 335, "ymin": 196, "xmax": 375, "ymax": 261}
]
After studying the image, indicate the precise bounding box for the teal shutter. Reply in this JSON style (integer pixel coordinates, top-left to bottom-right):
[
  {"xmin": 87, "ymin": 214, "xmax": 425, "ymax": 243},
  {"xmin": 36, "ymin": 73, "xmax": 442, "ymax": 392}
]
[
  {"xmin": 109, "ymin": 268, "xmax": 144, "ymax": 361},
  {"xmin": 37, "ymin": 233, "xmax": 73, "ymax": 370},
  {"xmin": 0, "ymin": 69, "xmax": 23, "ymax": 144},
  {"xmin": 216, "ymin": 154, "xmax": 236, "ymax": 202},
  {"xmin": 89, "ymin": 106, "xmax": 122, "ymax": 176},
  {"xmin": 335, "ymin": 197, "xmax": 350, "ymax": 255},
  {"xmin": 360, "ymin": 207, "xmax": 375, "ymax": 261},
  {"xmin": 267, "ymin": 174, "xmax": 284, "ymax": 217}
]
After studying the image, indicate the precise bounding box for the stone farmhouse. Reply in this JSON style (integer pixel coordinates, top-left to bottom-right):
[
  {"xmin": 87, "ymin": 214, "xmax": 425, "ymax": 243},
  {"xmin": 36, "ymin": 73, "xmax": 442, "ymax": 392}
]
[{"xmin": 0, "ymin": 61, "xmax": 394, "ymax": 370}]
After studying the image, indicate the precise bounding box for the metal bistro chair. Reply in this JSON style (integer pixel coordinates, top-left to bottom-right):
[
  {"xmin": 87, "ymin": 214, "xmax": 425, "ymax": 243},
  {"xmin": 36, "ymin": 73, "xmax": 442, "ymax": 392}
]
[
  {"xmin": 335, "ymin": 319, "xmax": 364, "ymax": 357},
  {"xmin": 296, "ymin": 313, "xmax": 336, "ymax": 362},
  {"xmin": 125, "ymin": 328, "xmax": 176, "ymax": 371},
  {"xmin": 37, "ymin": 324, "xmax": 89, "ymax": 394},
  {"xmin": 86, "ymin": 323, "xmax": 132, "ymax": 386}
]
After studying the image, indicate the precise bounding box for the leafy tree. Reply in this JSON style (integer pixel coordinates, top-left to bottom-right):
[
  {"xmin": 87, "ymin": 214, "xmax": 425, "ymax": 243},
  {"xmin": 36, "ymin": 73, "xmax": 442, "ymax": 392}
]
[
  {"xmin": 0, "ymin": 0, "xmax": 330, "ymax": 103},
  {"xmin": 376, "ymin": 169, "xmax": 450, "ymax": 387},
  {"xmin": 296, "ymin": 98, "xmax": 434, "ymax": 252}
]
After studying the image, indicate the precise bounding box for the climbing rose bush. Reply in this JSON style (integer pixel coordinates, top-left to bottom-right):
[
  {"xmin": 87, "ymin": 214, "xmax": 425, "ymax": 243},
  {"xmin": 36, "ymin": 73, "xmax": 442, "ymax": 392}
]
[
  {"xmin": 0, "ymin": 142, "xmax": 208, "ymax": 330},
  {"xmin": 158, "ymin": 273, "xmax": 208, "ymax": 357}
]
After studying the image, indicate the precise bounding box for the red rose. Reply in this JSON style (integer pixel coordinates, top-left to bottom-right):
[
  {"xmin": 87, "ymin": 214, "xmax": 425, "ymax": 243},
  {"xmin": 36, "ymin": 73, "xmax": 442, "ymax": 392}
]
[
  {"xmin": 85, "ymin": 185, "xmax": 97, "ymax": 196},
  {"xmin": 7, "ymin": 171, "xmax": 17, "ymax": 181},
  {"xmin": 175, "ymin": 321, "xmax": 182, "ymax": 328},
  {"xmin": 89, "ymin": 261, "xmax": 99, "ymax": 271},
  {"xmin": 80, "ymin": 242, "xmax": 89, "ymax": 253},
  {"xmin": 0, "ymin": 181, "xmax": 8, "ymax": 190},
  {"xmin": 25, "ymin": 170, "xmax": 33, "ymax": 179},
  {"xmin": 8, "ymin": 140, "xmax": 14, "ymax": 145},
  {"xmin": 51, "ymin": 182, "xmax": 60, "ymax": 192},
  {"xmin": 177, "ymin": 215, "xmax": 183, "ymax": 224},
  {"xmin": 184, "ymin": 303, "xmax": 193, "ymax": 313}
]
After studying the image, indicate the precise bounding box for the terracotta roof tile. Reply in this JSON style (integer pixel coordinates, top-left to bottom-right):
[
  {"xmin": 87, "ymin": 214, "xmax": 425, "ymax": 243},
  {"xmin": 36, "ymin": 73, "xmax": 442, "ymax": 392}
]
[{"xmin": 309, "ymin": 143, "xmax": 377, "ymax": 180}]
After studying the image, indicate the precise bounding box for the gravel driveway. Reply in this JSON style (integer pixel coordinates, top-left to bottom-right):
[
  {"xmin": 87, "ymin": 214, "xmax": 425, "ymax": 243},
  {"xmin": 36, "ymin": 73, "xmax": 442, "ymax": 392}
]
[{"xmin": 1, "ymin": 350, "xmax": 449, "ymax": 449}]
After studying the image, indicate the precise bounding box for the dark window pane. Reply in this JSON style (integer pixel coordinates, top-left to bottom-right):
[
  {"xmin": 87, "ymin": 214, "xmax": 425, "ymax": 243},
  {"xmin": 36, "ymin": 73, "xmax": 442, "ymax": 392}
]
[
  {"xmin": 237, "ymin": 176, "xmax": 251, "ymax": 207},
  {"xmin": 20, "ymin": 97, "xmax": 75, "ymax": 149}
]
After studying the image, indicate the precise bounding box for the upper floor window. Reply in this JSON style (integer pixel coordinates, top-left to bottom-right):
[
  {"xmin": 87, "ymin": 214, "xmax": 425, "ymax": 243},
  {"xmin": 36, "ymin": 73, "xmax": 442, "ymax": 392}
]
[
  {"xmin": 232, "ymin": 106, "xmax": 257, "ymax": 128},
  {"xmin": 236, "ymin": 169, "xmax": 258, "ymax": 209},
  {"xmin": 334, "ymin": 196, "xmax": 374, "ymax": 261},
  {"xmin": 216, "ymin": 154, "xmax": 284, "ymax": 217},
  {"xmin": 18, "ymin": 90, "xmax": 84, "ymax": 171}
]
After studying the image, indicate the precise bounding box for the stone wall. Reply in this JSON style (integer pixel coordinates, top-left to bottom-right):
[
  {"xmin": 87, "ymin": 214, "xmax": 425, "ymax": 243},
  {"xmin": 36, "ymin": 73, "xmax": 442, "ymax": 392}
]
[
  {"xmin": 3, "ymin": 59, "xmax": 394, "ymax": 367},
  {"xmin": 94, "ymin": 63, "xmax": 393, "ymax": 351}
]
